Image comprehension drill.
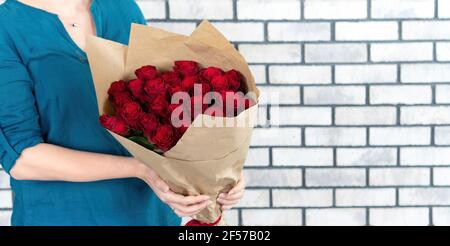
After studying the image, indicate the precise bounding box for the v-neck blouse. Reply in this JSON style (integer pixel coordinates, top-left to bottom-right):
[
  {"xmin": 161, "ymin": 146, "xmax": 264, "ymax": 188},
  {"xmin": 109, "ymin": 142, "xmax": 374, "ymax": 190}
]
[{"xmin": 0, "ymin": 0, "xmax": 180, "ymax": 226}]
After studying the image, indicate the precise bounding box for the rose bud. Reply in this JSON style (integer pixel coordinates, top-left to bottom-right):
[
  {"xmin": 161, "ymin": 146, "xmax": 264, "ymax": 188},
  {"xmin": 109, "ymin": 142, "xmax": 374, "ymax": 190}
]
[
  {"xmin": 200, "ymin": 67, "xmax": 224, "ymax": 82},
  {"xmin": 135, "ymin": 65, "xmax": 159, "ymax": 81},
  {"xmin": 150, "ymin": 124, "xmax": 176, "ymax": 151},
  {"xmin": 173, "ymin": 61, "xmax": 200, "ymax": 77},
  {"xmin": 127, "ymin": 79, "xmax": 144, "ymax": 99},
  {"xmin": 225, "ymin": 70, "xmax": 243, "ymax": 92},
  {"xmin": 161, "ymin": 71, "xmax": 182, "ymax": 86},
  {"xmin": 143, "ymin": 77, "xmax": 168, "ymax": 100},
  {"xmin": 119, "ymin": 102, "xmax": 143, "ymax": 129},
  {"xmin": 201, "ymin": 83, "xmax": 211, "ymax": 96},
  {"xmin": 140, "ymin": 113, "xmax": 159, "ymax": 136},
  {"xmin": 181, "ymin": 75, "xmax": 199, "ymax": 92},
  {"xmin": 111, "ymin": 92, "xmax": 133, "ymax": 108},
  {"xmin": 99, "ymin": 115, "xmax": 129, "ymax": 137},
  {"xmin": 108, "ymin": 80, "xmax": 127, "ymax": 96},
  {"xmin": 211, "ymin": 75, "xmax": 229, "ymax": 93},
  {"xmin": 149, "ymin": 94, "xmax": 169, "ymax": 118},
  {"xmin": 168, "ymin": 85, "xmax": 183, "ymax": 96}
]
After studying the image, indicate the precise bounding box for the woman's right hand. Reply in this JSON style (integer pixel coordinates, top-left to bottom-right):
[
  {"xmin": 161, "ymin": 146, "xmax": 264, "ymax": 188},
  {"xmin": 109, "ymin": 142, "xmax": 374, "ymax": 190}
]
[{"xmin": 135, "ymin": 160, "xmax": 211, "ymax": 218}]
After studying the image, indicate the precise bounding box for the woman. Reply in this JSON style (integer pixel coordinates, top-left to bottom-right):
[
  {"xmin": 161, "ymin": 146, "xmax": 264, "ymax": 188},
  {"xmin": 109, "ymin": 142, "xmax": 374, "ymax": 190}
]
[{"xmin": 0, "ymin": 0, "xmax": 245, "ymax": 226}]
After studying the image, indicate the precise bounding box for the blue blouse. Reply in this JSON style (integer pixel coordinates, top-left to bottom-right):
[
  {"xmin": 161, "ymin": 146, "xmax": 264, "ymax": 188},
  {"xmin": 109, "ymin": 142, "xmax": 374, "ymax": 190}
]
[{"xmin": 0, "ymin": 0, "xmax": 180, "ymax": 226}]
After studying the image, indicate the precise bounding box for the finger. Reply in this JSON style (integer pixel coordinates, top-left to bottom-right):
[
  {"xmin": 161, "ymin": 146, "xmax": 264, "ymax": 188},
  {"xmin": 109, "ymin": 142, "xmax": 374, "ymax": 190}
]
[
  {"xmin": 228, "ymin": 175, "xmax": 246, "ymax": 195},
  {"xmin": 217, "ymin": 197, "xmax": 240, "ymax": 206},
  {"xmin": 162, "ymin": 191, "xmax": 210, "ymax": 206},
  {"xmin": 151, "ymin": 175, "xmax": 170, "ymax": 193},
  {"xmin": 218, "ymin": 190, "xmax": 244, "ymax": 202},
  {"xmin": 170, "ymin": 200, "xmax": 211, "ymax": 217}
]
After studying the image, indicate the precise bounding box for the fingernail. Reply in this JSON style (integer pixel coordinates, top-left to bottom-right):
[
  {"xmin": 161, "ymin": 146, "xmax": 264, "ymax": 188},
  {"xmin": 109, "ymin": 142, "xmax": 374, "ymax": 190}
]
[{"xmin": 228, "ymin": 191, "xmax": 235, "ymax": 195}]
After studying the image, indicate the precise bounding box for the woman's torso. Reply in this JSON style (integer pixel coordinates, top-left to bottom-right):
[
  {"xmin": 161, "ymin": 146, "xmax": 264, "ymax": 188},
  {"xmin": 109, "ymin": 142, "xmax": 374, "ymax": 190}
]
[{"xmin": 0, "ymin": 0, "xmax": 179, "ymax": 226}]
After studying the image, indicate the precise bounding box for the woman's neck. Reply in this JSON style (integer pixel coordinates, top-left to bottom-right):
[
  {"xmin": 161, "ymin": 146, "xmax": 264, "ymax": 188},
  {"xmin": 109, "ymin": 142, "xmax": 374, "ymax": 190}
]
[{"xmin": 17, "ymin": 0, "xmax": 91, "ymax": 16}]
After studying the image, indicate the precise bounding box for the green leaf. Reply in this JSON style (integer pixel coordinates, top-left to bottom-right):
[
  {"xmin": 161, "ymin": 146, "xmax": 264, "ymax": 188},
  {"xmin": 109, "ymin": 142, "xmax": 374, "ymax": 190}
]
[{"xmin": 127, "ymin": 136, "xmax": 155, "ymax": 150}]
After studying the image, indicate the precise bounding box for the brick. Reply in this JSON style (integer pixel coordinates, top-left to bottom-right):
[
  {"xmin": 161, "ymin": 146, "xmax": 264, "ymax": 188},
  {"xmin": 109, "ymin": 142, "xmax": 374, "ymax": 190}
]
[
  {"xmin": 305, "ymin": 44, "xmax": 367, "ymax": 63},
  {"xmin": 370, "ymin": 208, "xmax": 429, "ymax": 226},
  {"xmin": 169, "ymin": 0, "xmax": 233, "ymax": 19},
  {"xmin": 371, "ymin": 43, "xmax": 433, "ymax": 62},
  {"xmin": 306, "ymin": 208, "xmax": 366, "ymax": 226},
  {"xmin": 213, "ymin": 22, "xmax": 264, "ymax": 42},
  {"xmin": 258, "ymin": 86, "xmax": 301, "ymax": 105},
  {"xmin": 256, "ymin": 106, "xmax": 269, "ymax": 127},
  {"xmin": 335, "ymin": 65, "xmax": 397, "ymax": 84},
  {"xmin": 244, "ymin": 168, "xmax": 302, "ymax": 187},
  {"xmin": 242, "ymin": 209, "xmax": 302, "ymax": 226},
  {"xmin": 335, "ymin": 106, "xmax": 397, "ymax": 125},
  {"xmin": 249, "ymin": 65, "xmax": 267, "ymax": 84},
  {"xmin": 435, "ymin": 126, "xmax": 450, "ymax": 145},
  {"xmin": 336, "ymin": 21, "xmax": 399, "ymax": 41},
  {"xmin": 0, "ymin": 211, "xmax": 11, "ymax": 226},
  {"xmin": 245, "ymin": 148, "xmax": 270, "ymax": 167},
  {"xmin": 0, "ymin": 172, "xmax": 9, "ymax": 189},
  {"xmin": 403, "ymin": 21, "xmax": 450, "ymax": 40},
  {"xmin": 0, "ymin": 190, "xmax": 12, "ymax": 209},
  {"xmin": 304, "ymin": 86, "xmax": 366, "ymax": 105},
  {"xmin": 401, "ymin": 106, "xmax": 450, "ymax": 125},
  {"xmin": 371, "ymin": 0, "xmax": 435, "ymax": 19},
  {"xmin": 273, "ymin": 148, "xmax": 334, "ymax": 166},
  {"xmin": 305, "ymin": 168, "xmax": 366, "ymax": 187},
  {"xmin": 433, "ymin": 168, "xmax": 450, "ymax": 186},
  {"xmin": 370, "ymin": 85, "xmax": 432, "ymax": 105},
  {"xmin": 268, "ymin": 23, "xmax": 330, "ymax": 41},
  {"xmin": 270, "ymin": 106, "xmax": 332, "ymax": 126},
  {"xmin": 239, "ymin": 44, "xmax": 301, "ymax": 63},
  {"xmin": 306, "ymin": 127, "xmax": 366, "ymax": 146},
  {"xmin": 436, "ymin": 42, "xmax": 450, "ymax": 61},
  {"xmin": 270, "ymin": 65, "xmax": 332, "ymax": 84},
  {"xmin": 433, "ymin": 208, "xmax": 450, "ymax": 226},
  {"xmin": 237, "ymin": 0, "xmax": 301, "ymax": 20},
  {"xmin": 136, "ymin": 0, "xmax": 166, "ymax": 19},
  {"xmin": 337, "ymin": 148, "xmax": 397, "ymax": 166},
  {"xmin": 400, "ymin": 188, "xmax": 450, "ymax": 205},
  {"xmin": 336, "ymin": 188, "xmax": 396, "ymax": 206},
  {"xmin": 402, "ymin": 64, "xmax": 450, "ymax": 83},
  {"xmin": 439, "ymin": 0, "xmax": 450, "ymax": 18},
  {"xmin": 273, "ymin": 189, "xmax": 333, "ymax": 207},
  {"xmin": 223, "ymin": 210, "xmax": 239, "ymax": 226},
  {"xmin": 148, "ymin": 22, "xmax": 197, "ymax": 36},
  {"xmin": 304, "ymin": 0, "xmax": 367, "ymax": 20},
  {"xmin": 436, "ymin": 85, "xmax": 450, "ymax": 103},
  {"xmin": 370, "ymin": 168, "xmax": 431, "ymax": 186},
  {"xmin": 370, "ymin": 127, "xmax": 431, "ymax": 146},
  {"xmin": 236, "ymin": 189, "xmax": 270, "ymax": 208},
  {"xmin": 251, "ymin": 128, "xmax": 301, "ymax": 146},
  {"xmin": 401, "ymin": 147, "xmax": 450, "ymax": 166}
]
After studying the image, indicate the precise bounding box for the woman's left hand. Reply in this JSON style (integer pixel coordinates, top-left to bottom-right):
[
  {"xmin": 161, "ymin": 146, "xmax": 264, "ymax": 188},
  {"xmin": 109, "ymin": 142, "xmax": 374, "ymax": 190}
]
[{"xmin": 217, "ymin": 173, "xmax": 246, "ymax": 210}]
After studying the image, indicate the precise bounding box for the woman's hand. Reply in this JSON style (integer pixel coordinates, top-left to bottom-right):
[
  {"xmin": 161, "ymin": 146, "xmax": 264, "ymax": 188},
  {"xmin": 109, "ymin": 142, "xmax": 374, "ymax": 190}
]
[
  {"xmin": 217, "ymin": 173, "xmax": 246, "ymax": 210},
  {"xmin": 135, "ymin": 161, "xmax": 211, "ymax": 218}
]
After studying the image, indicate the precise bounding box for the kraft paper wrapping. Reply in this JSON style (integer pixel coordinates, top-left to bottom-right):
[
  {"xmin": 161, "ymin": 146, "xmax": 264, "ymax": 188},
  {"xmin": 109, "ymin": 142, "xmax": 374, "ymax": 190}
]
[{"xmin": 86, "ymin": 20, "xmax": 259, "ymax": 224}]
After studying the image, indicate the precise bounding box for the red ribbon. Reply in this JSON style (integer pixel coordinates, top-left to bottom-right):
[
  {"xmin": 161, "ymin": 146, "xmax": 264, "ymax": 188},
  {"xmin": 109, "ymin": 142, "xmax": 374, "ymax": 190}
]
[{"xmin": 185, "ymin": 216, "xmax": 222, "ymax": 226}]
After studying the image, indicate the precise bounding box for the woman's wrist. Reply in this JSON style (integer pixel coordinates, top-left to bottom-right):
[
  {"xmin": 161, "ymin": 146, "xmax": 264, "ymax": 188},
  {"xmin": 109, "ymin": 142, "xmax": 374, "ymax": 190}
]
[{"xmin": 131, "ymin": 158, "xmax": 147, "ymax": 180}]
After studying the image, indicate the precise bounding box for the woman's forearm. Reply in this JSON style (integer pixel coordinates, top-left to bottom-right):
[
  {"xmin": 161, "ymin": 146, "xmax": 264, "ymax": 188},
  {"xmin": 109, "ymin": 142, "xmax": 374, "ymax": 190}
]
[{"xmin": 10, "ymin": 143, "xmax": 142, "ymax": 182}]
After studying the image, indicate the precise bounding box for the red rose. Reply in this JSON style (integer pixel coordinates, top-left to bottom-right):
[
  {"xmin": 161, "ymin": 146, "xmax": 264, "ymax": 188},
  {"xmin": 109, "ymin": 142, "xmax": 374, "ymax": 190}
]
[
  {"xmin": 119, "ymin": 102, "xmax": 143, "ymax": 128},
  {"xmin": 108, "ymin": 80, "xmax": 127, "ymax": 96},
  {"xmin": 174, "ymin": 61, "xmax": 199, "ymax": 77},
  {"xmin": 99, "ymin": 115, "xmax": 129, "ymax": 136},
  {"xmin": 140, "ymin": 113, "xmax": 159, "ymax": 136},
  {"xmin": 243, "ymin": 96, "xmax": 256, "ymax": 109},
  {"xmin": 162, "ymin": 71, "xmax": 182, "ymax": 86},
  {"xmin": 200, "ymin": 67, "xmax": 224, "ymax": 82},
  {"xmin": 127, "ymin": 79, "xmax": 144, "ymax": 99},
  {"xmin": 150, "ymin": 124, "xmax": 176, "ymax": 151},
  {"xmin": 200, "ymin": 83, "xmax": 211, "ymax": 96},
  {"xmin": 220, "ymin": 90, "xmax": 238, "ymax": 117},
  {"xmin": 204, "ymin": 106, "xmax": 224, "ymax": 117},
  {"xmin": 210, "ymin": 75, "xmax": 229, "ymax": 92},
  {"xmin": 191, "ymin": 95, "xmax": 208, "ymax": 119},
  {"xmin": 226, "ymin": 70, "xmax": 243, "ymax": 92},
  {"xmin": 181, "ymin": 75, "xmax": 199, "ymax": 92},
  {"xmin": 110, "ymin": 92, "xmax": 133, "ymax": 108},
  {"xmin": 149, "ymin": 94, "xmax": 169, "ymax": 118},
  {"xmin": 135, "ymin": 65, "xmax": 159, "ymax": 81},
  {"xmin": 143, "ymin": 77, "xmax": 168, "ymax": 101},
  {"xmin": 168, "ymin": 85, "xmax": 183, "ymax": 96}
]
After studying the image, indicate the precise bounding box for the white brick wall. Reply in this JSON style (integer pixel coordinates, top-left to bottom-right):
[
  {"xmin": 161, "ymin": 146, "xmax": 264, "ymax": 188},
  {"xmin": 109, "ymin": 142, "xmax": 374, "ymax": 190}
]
[{"xmin": 2, "ymin": 0, "xmax": 450, "ymax": 226}]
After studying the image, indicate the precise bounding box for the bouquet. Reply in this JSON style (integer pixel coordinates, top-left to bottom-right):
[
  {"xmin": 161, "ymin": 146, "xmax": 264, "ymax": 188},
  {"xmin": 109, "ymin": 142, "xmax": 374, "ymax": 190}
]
[
  {"xmin": 100, "ymin": 61, "xmax": 256, "ymax": 153},
  {"xmin": 86, "ymin": 21, "xmax": 259, "ymax": 226}
]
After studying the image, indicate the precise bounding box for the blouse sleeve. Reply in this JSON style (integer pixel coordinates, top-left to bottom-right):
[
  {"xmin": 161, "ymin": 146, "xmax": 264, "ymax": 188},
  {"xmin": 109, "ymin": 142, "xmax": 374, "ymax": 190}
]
[{"xmin": 0, "ymin": 28, "xmax": 43, "ymax": 174}]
